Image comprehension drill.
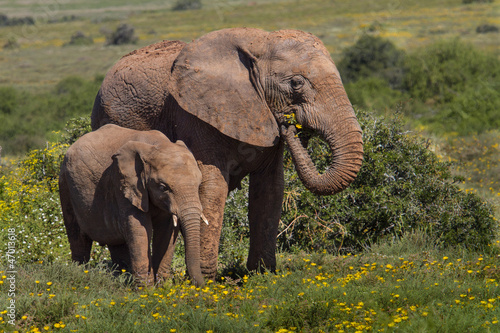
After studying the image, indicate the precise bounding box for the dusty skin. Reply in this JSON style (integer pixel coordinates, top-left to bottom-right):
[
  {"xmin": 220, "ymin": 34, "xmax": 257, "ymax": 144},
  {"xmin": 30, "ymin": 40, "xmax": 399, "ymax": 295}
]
[
  {"xmin": 91, "ymin": 28, "xmax": 364, "ymax": 279},
  {"xmin": 59, "ymin": 124, "xmax": 206, "ymax": 286}
]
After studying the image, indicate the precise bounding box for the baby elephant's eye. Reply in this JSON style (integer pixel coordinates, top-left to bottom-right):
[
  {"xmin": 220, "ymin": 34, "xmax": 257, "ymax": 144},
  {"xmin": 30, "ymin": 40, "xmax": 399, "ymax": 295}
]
[{"xmin": 290, "ymin": 76, "xmax": 305, "ymax": 90}]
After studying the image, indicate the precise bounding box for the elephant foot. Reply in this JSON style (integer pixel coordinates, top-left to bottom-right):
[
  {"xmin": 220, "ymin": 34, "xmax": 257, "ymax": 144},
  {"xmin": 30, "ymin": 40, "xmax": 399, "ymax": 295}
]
[
  {"xmin": 247, "ymin": 254, "xmax": 276, "ymax": 274},
  {"xmin": 154, "ymin": 271, "xmax": 173, "ymax": 285},
  {"xmin": 133, "ymin": 271, "xmax": 154, "ymax": 287}
]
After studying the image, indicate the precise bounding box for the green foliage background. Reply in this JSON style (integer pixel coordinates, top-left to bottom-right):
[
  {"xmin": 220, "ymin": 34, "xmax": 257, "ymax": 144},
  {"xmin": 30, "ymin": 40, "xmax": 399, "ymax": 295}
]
[
  {"xmin": 223, "ymin": 110, "xmax": 497, "ymax": 256},
  {"xmin": 0, "ymin": 76, "xmax": 101, "ymax": 155},
  {"xmin": 342, "ymin": 36, "xmax": 500, "ymax": 136}
]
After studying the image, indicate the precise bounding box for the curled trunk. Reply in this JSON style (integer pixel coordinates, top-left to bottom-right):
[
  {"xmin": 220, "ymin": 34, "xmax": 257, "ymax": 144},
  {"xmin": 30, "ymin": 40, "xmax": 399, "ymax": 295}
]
[{"xmin": 282, "ymin": 106, "xmax": 363, "ymax": 195}]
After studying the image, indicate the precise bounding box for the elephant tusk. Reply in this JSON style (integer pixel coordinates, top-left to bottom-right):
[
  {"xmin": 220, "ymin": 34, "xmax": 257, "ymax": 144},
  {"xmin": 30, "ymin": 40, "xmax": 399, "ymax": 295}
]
[
  {"xmin": 201, "ymin": 213, "xmax": 209, "ymax": 225},
  {"xmin": 172, "ymin": 214, "xmax": 178, "ymax": 228}
]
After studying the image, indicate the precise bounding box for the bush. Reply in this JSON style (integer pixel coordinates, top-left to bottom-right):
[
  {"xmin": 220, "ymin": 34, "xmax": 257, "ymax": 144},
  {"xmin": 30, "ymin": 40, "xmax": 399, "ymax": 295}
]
[
  {"xmin": 106, "ymin": 23, "xmax": 138, "ymax": 45},
  {"xmin": 476, "ymin": 24, "xmax": 499, "ymax": 33},
  {"xmin": 224, "ymin": 109, "xmax": 498, "ymax": 254},
  {"xmin": 338, "ymin": 34, "xmax": 405, "ymax": 88},
  {"xmin": 64, "ymin": 31, "xmax": 93, "ymax": 46},
  {"xmin": 172, "ymin": 0, "xmax": 202, "ymax": 11},
  {"xmin": 0, "ymin": 142, "xmax": 70, "ymax": 265},
  {"xmin": 3, "ymin": 37, "xmax": 19, "ymax": 49},
  {"xmin": 59, "ymin": 116, "xmax": 92, "ymax": 145},
  {"xmin": 0, "ymin": 13, "xmax": 35, "ymax": 27},
  {"xmin": 344, "ymin": 77, "xmax": 404, "ymax": 113},
  {"xmin": 0, "ymin": 75, "xmax": 101, "ymax": 155},
  {"xmin": 403, "ymin": 39, "xmax": 500, "ymax": 135},
  {"xmin": 0, "ymin": 117, "xmax": 99, "ymax": 266},
  {"xmin": 0, "ymin": 86, "xmax": 18, "ymax": 114},
  {"xmin": 463, "ymin": 0, "xmax": 493, "ymax": 3}
]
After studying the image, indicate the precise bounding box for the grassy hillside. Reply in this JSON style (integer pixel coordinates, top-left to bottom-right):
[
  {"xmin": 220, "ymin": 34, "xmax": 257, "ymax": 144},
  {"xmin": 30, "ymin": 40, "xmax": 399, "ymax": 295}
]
[{"xmin": 0, "ymin": 0, "xmax": 498, "ymax": 89}]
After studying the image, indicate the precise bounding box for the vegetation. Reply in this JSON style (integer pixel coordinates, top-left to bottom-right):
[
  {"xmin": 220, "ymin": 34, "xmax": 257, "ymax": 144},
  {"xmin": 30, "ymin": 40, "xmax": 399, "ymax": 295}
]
[
  {"xmin": 402, "ymin": 39, "xmax": 500, "ymax": 135},
  {"xmin": 2, "ymin": 37, "xmax": 19, "ymax": 50},
  {"xmin": 64, "ymin": 31, "xmax": 93, "ymax": 47},
  {"xmin": 105, "ymin": 23, "xmax": 138, "ymax": 45},
  {"xmin": 224, "ymin": 110, "xmax": 497, "ymax": 255},
  {"xmin": 172, "ymin": 0, "xmax": 202, "ymax": 11},
  {"xmin": 0, "ymin": 14, "xmax": 34, "ymax": 27},
  {"xmin": 340, "ymin": 36, "xmax": 500, "ymax": 137},
  {"xmin": 463, "ymin": 0, "xmax": 494, "ymax": 3},
  {"xmin": 0, "ymin": 108, "xmax": 496, "ymax": 266},
  {"xmin": 0, "ymin": 76, "xmax": 101, "ymax": 155},
  {"xmin": 1, "ymin": 233, "xmax": 499, "ymax": 332},
  {"xmin": 0, "ymin": 0, "xmax": 498, "ymax": 331},
  {"xmin": 476, "ymin": 24, "xmax": 499, "ymax": 33},
  {"xmin": 337, "ymin": 34, "xmax": 405, "ymax": 87}
]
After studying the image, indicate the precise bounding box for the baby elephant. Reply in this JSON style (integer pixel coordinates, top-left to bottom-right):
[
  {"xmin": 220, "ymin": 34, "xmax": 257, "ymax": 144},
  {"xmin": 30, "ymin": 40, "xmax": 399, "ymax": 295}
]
[{"xmin": 59, "ymin": 124, "xmax": 206, "ymax": 286}]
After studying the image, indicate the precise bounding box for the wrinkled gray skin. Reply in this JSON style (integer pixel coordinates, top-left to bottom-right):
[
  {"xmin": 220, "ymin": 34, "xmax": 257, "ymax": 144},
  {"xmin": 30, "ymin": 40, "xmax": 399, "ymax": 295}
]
[
  {"xmin": 91, "ymin": 28, "xmax": 364, "ymax": 279},
  {"xmin": 59, "ymin": 124, "xmax": 205, "ymax": 286}
]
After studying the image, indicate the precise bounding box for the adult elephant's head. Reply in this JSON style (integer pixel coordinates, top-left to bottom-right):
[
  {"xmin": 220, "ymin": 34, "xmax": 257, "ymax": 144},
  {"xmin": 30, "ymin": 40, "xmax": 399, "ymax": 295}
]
[{"xmin": 171, "ymin": 28, "xmax": 363, "ymax": 195}]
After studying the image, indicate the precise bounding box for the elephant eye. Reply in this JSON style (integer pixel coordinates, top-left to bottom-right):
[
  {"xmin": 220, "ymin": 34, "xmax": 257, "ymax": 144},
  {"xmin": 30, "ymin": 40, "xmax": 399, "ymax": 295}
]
[
  {"xmin": 290, "ymin": 76, "xmax": 305, "ymax": 91},
  {"xmin": 159, "ymin": 183, "xmax": 171, "ymax": 192}
]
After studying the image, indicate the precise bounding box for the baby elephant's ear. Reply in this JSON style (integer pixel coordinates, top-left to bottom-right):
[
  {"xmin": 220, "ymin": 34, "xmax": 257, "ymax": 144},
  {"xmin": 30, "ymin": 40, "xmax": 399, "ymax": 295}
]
[{"xmin": 112, "ymin": 141, "xmax": 152, "ymax": 212}]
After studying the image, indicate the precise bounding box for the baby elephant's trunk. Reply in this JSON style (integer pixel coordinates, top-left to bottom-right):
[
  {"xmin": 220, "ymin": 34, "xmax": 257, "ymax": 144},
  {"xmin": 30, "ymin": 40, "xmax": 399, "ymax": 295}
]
[{"xmin": 178, "ymin": 204, "xmax": 205, "ymax": 287}]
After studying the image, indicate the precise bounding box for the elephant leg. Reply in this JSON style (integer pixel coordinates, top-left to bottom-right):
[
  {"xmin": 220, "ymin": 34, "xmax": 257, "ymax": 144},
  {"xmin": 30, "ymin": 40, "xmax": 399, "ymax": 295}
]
[
  {"xmin": 59, "ymin": 177, "xmax": 93, "ymax": 264},
  {"xmin": 108, "ymin": 244, "xmax": 131, "ymax": 271},
  {"xmin": 69, "ymin": 232, "xmax": 93, "ymax": 264},
  {"xmin": 125, "ymin": 215, "xmax": 154, "ymax": 283},
  {"xmin": 247, "ymin": 144, "xmax": 285, "ymax": 272},
  {"xmin": 198, "ymin": 163, "xmax": 229, "ymax": 280},
  {"xmin": 64, "ymin": 213, "xmax": 92, "ymax": 264},
  {"xmin": 152, "ymin": 216, "xmax": 180, "ymax": 282}
]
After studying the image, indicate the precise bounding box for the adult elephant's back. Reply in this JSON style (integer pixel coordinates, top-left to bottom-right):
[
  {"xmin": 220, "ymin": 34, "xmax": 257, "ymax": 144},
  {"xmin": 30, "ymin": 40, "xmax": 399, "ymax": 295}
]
[{"xmin": 91, "ymin": 40, "xmax": 186, "ymax": 132}]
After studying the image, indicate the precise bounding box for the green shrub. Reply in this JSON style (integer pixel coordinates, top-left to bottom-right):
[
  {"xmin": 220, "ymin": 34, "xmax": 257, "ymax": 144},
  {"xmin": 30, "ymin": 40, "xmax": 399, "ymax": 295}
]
[
  {"xmin": 64, "ymin": 31, "xmax": 93, "ymax": 46},
  {"xmin": 344, "ymin": 77, "xmax": 404, "ymax": 112},
  {"xmin": 3, "ymin": 36, "xmax": 19, "ymax": 49},
  {"xmin": 402, "ymin": 39, "xmax": 500, "ymax": 135},
  {"xmin": 2, "ymin": 111, "xmax": 497, "ymax": 268},
  {"xmin": 0, "ymin": 117, "xmax": 100, "ymax": 266},
  {"xmin": 0, "ymin": 13, "xmax": 35, "ymax": 27},
  {"xmin": 476, "ymin": 24, "xmax": 499, "ymax": 33},
  {"xmin": 338, "ymin": 34, "xmax": 405, "ymax": 87},
  {"xmin": 0, "ymin": 86, "xmax": 18, "ymax": 114},
  {"xmin": 0, "ymin": 142, "xmax": 69, "ymax": 265},
  {"xmin": 0, "ymin": 76, "xmax": 101, "ymax": 155},
  {"xmin": 403, "ymin": 38, "xmax": 499, "ymax": 104},
  {"xmin": 59, "ymin": 116, "xmax": 92, "ymax": 145},
  {"xmin": 106, "ymin": 23, "xmax": 138, "ymax": 45},
  {"xmin": 172, "ymin": 0, "xmax": 202, "ymax": 11},
  {"xmin": 224, "ymin": 109, "xmax": 498, "ymax": 254},
  {"xmin": 463, "ymin": 0, "xmax": 493, "ymax": 3}
]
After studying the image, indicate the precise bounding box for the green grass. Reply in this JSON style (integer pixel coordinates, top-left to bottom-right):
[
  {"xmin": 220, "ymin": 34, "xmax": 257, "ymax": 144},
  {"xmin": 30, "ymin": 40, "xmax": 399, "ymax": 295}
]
[
  {"xmin": 438, "ymin": 130, "xmax": 500, "ymax": 218},
  {"xmin": 0, "ymin": 0, "xmax": 498, "ymax": 90},
  {"xmin": 1, "ymin": 231, "xmax": 499, "ymax": 332}
]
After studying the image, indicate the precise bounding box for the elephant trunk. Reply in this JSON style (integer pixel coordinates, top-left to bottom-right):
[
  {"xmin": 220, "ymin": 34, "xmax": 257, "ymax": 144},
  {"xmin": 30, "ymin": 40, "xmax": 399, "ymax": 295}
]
[
  {"xmin": 177, "ymin": 202, "xmax": 205, "ymax": 287},
  {"xmin": 282, "ymin": 104, "xmax": 363, "ymax": 195}
]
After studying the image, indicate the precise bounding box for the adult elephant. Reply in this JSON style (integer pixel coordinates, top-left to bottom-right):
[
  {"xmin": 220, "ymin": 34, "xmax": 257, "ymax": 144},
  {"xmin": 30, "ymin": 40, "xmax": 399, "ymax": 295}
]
[{"xmin": 91, "ymin": 28, "xmax": 363, "ymax": 279}]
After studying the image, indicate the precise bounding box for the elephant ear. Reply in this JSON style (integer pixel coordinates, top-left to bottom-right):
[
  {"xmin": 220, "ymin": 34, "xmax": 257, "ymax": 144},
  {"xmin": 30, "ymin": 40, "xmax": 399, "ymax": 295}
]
[
  {"xmin": 170, "ymin": 28, "xmax": 279, "ymax": 147},
  {"xmin": 112, "ymin": 141, "xmax": 151, "ymax": 212}
]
